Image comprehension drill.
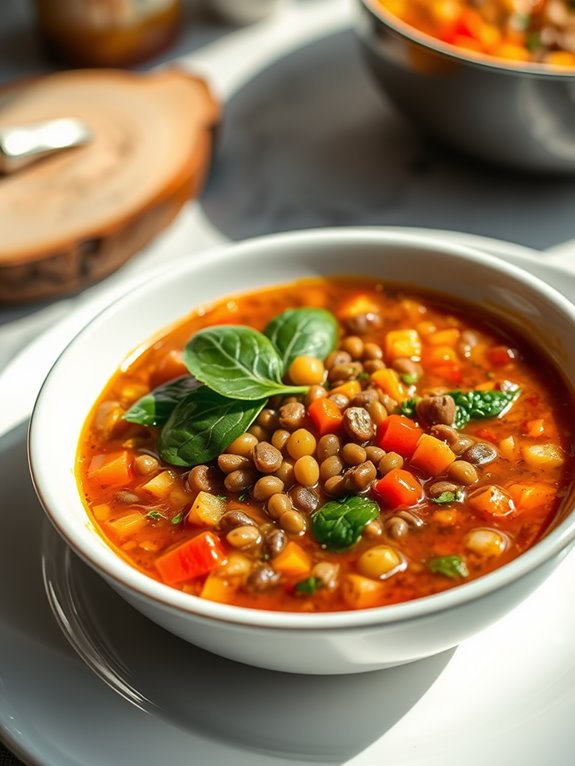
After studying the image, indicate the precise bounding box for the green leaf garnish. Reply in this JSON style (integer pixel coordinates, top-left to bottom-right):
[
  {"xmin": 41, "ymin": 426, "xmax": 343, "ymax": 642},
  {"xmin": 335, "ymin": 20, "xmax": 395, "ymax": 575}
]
[
  {"xmin": 183, "ymin": 325, "xmax": 307, "ymax": 400},
  {"xmin": 431, "ymin": 490, "xmax": 465, "ymax": 505},
  {"xmin": 311, "ymin": 496, "xmax": 380, "ymax": 552},
  {"xmin": 146, "ymin": 510, "xmax": 167, "ymax": 521},
  {"xmin": 264, "ymin": 307, "xmax": 338, "ymax": 372},
  {"xmin": 159, "ymin": 386, "xmax": 266, "ymax": 467},
  {"xmin": 124, "ymin": 375, "xmax": 201, "ymax": 427},
  {"xmin": 295, "ymin": 576, "xmax": 322, "ymax": 596},
  {"xmin": 428, "ymin": 555, "xmax": 469, "ymax": 579},
  {"xmin": 171, "ymin": 512, "xmax": 184, "ymax": 525},
  {"xmin": 448, "ymin": 388, "xmax": 521, "ymax": 429},
  {"xmin": 398, "ymin": 397, "xmax": 419, "ymax": 418},
  {"xmin": 400, "ymin": 372, "xmax": 418, "ymax": 385}
]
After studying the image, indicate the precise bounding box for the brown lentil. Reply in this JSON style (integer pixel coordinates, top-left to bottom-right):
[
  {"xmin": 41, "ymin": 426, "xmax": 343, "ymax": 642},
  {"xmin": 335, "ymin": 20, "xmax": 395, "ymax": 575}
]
[
  {"xmin": 347, "ymin": 460, "xmax": 377, "ymax": 492},
  {"xmin": 342, "ymin": 442, "xmax": 368, "ymax": 466},
  {"xmin": 252, "ymin": 475, "xmax": 285, "ymax": 501},
  {"xmin": 463, "ymin": 441, "xmax": 498, "ymax": 465},
  {"xmin": 428, "ymin": 481, "xmax": 460, "ymax": 499},
  {"xmin": 248, "ymin": 424, "xmax": 268, "ymax": 441},
  {"xmin": 364, "ymin": 518, "xmax": 384, "ymax": 539},
  {"xmin": 323, "ymin": 474, "xmax": 347, "ymax": 497},
  {"xmin": 341, "ymin": 336, "xmax": 365, "ymax": 359},
  {"xmin": 325, "ymin": 350, "xmax": 352, "ymax": 369},
  {"xmin": 365, "ymin": 445, "xmax": 386, "ymax": 464},
  {"xmin": 364, "ymin": 359, "xmax": 386, "ymax": 373},
  {"xmin": 378, "ymin": 451, "xmax": 404, "ymax": 475},
  {"xmin": 305, "ymin": 385, "xmax": 327, "ymax": 407},
  {"xmin": 267, "ymin": 492, "xmax": 292, "ymax": 520},
  {"xmin": 328, "ymin": 362, "xmax": 362, "ymax": 382},
  {"xmin": 351, "ymin": 389, "xmax": 379, "ymax": 407},
  {"xmin": 294, "ymin": 455, "xmax": 320, "ymax": 487},
  {"xmin": 316, "ymin": 434, "xmax": 342, "ymax": 461},
  {"xmin": 253, "ymin": 442, "xmax": 283, "ymax": 474},
  {"xmin": 319, "ymin": 455, "xmax": 344, "ymax": 481},
  {"xmin": 217, "ymin": 453, "xmax": 251, "ymax": 474},
  {"xmin": 289, "ymin": 485, "xmax": 320, "ymax": 513},
  {"xmin": 187, "ymin": 464, "xmax": 220, "ymax": 493},
  {"xmin": 224, "ymin": 468, "xmax": 257, "ymax": 493},
  {"xmin": 367, "ymin": 400, "xmax": 387, "ymax": 427},
  {"xmin": 328, "ymin": 393, "xmax": 350, "ymax": 409},
  {"xmin": 226, "ymin": 524, "xmax": 262, "ymax": 549},
  {"xmin": 363, "ymin": 342, "xmax": 384, "ymax": 360},
  {"xmin": 275, "ymin": 459, "xmax": 295, "ymax": 487},
  {"xmin": 288, "ymin": 355, "xmax": 325, "ymax": 386},
  {"xmin": 448, "ymin": 460, "xmax": 479, "ymax": 485},
  {"xmin": 219, "ymin": 510, "xmax": 257, "ymax": 533},
  {"xmin": 134, "ymin": 453, "xmax": 159, "ymax": 475},
  {"xmin": 344, "ymin": 407, "xmax": 376, "ymax": 443},
  {"xmin": 271, "ymin": 428, "xmax": 290, "ymax": 451},
  {"xmin": 265, "ymin": 528, "xmax": 288, "ymax": 558},
  {"xmin": 392, "ymin": 357, "xmax": 423, "ymax": 378},
  {"xmin": 385, "ymin": 516, "xmax": 409, "ymax": 540},
  {"xmin": 286, "ymin": 428, "xmax": 317, "ymax": 460},
  {"xmin": 257, "ymin": 408, "xmax": 280, "ymax": 431},
  {"xmin": 246, "ymin": 563, "xmax": 280, "ymax": 593},
  {"xmin": 416, "ymin": 395, "xmax": 456, "ymax": 426},
  {"xmin": 278, "ymin": 402, "xmax": 306, "ymax": 431},
  {"xmin": 227, "ymin": 433, "xmax": 259, "ymax": 457},
  {"xmin": 311, "ymin": 561, "xmax": 340, "ymax": 590},
  {"xmin": 280, "ymin": 509, "xmax": 306, "ymax": 534}
]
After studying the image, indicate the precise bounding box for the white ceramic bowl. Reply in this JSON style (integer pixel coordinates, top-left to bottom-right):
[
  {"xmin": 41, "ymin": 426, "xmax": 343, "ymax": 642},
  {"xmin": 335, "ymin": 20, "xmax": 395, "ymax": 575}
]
[{"xmin": 29, "ymin": 229, "xmax": 575, "ymax": 674}]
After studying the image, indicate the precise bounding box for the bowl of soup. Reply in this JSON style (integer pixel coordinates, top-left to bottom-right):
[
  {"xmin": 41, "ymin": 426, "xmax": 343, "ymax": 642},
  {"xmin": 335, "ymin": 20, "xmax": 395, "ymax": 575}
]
[
  {"xmin": 29, "ymin": 228, "xmax": 575, "ymax": 673},
  {"xmin": 355, "ymin": 0, "xmax": 575, "ymax": 173}
]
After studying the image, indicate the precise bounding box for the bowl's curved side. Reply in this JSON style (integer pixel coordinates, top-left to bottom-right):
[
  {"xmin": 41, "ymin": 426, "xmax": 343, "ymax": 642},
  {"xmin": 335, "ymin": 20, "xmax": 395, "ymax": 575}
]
[
  {"xmin": 28, "ymin": 228, "xmax": 575, "ymax": 672},
  {"xmin": 354, "ymin": 0, "xmax": 575, "ymax": 173}
]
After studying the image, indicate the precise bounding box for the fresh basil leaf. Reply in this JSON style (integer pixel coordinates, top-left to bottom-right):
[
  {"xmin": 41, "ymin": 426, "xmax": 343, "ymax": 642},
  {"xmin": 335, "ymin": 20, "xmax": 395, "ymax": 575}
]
[
  {"xmin": 397, "ymin": 397, "xmax": 419, "ymax": 418},
  {"xmin": 448, "ymin": 389, "xmax": 521, "ymax": 430},
  {"xmin": 431, "ymin": 490, "xmax": 464, "ymax": 505},
  {"xmin": 428, "ymin": 555, "xmax": 469, "ymax": 579},
  {"xmin": 264, "ymin": 307, "xmax": 338, "ymax": 371},
  {"xmin": 311, "ymin": 496, "xmax": 380, "ymax": 552},
  {"xmin": 184, "ymin": 325, "xmax": 306, "ymax": 400},
  {"xmin": 124, "ymin": 375, "xmax": 201, "ymax": 427},
  {"xmin": 295, "ymin": 576, "xmax": 322, "ymax": 596},
  {"xmin": 159, "ymin": 386, "xmax": 267, "ymax": 466}
]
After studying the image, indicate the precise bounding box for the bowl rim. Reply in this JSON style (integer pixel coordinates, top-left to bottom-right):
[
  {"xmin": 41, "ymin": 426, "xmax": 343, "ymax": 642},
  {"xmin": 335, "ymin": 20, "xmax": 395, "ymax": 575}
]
[
  {"xmin": 358, "ymin": 0, "xmax": 575, "ymax": 80},
  {"xmin": 29, "ymin": 227, "xmax": 575, "ymax": 632}
]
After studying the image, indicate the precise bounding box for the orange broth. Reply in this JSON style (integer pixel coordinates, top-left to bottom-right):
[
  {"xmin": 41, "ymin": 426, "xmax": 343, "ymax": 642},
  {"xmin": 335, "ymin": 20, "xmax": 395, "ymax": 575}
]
[{"xmin": 76, "ymin": 277, "xmax": 575, "ymax": 612}]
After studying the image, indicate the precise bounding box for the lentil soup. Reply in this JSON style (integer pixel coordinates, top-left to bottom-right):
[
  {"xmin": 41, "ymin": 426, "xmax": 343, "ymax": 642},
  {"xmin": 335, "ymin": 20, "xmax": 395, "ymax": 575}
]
[{"xmin": 76, "ymin": 277, "xmax": 575, "ymax": 612}]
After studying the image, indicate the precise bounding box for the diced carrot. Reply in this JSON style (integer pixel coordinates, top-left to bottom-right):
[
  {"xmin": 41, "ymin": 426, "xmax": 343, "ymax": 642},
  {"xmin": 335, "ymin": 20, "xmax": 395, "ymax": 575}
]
[
  {"xmin": 155, "ymin": 531, "xmax": 227, "ymax": 585},
  {"xmin": 427, "ymin": 328, "xmax": 460, "ymax": 347},
  {"xmin": 487, "ymin": 345, "xmax": 516, "ymax": 366},
  {"xmin": 374, "ymin": 468, "xmax": 423, "ymax": 508},
  {"xmin": 400, "ymin": 298, "xmax": 427, "ymax": 323},
  {"xmin": 468, "ymin": 485, "xmax": 515, "ymax": 518},
  {"xmin": 475, "ymin": 381, "xmax": 496, "ymax": 392},
  {"xmin": 424, "ymin": 345, "xmax": 459, "ymax": 367},
  {"xmin": 186, "ymin": 491, "xmax": 226, "ymax": 528},
  {"xmin": 385, "ymin": 329, "xmax": 422, "ymax": 362},
  {"xmin": 410, "ymin": 434, "xmax": 456, "ymax": 476},
  {"xmin": 377, "ymin": 414, "xmax": 423, "ymax": 457},
  {"xmin": 88, "ymin": 451, "xmax": 131, "ymax": 487},
  {"xmin": 416, "ymin": 320, "xmax": 437, "ymax": 337},
  {"xmin": 272, "ymin": 541, "xmax": 311, "ymax": 577},
  {"xmin": 507, "ymin": 483, "xmax": 556, "ymax": 513},
  {"xmin": 371, "ymin": 368, "xmax": 408, "ymax": 403},
  {"xmin": 329, "ymin": 380, "xmax": 362, "ymax": 399},
  {"xmin": 339, "ymin": 294, "xmax": 381, "ymax": 319},
  {"xmin": 342, "ymin": 574, "xmax": 385, "ymax": 609},
  {"xmin": 474, "ymin": 427, "xmax": 498, "ymax": 444},
  {"xmin": 521, "ymin": 443, "xmax": 565, "ymax": 468},
  {"xmin": 522, "ymin": 419, "xmax": 545, "ymax": 438},
  {"xmin": 308, "ymin": 396, "xmax": 345, "ymax": 436}
]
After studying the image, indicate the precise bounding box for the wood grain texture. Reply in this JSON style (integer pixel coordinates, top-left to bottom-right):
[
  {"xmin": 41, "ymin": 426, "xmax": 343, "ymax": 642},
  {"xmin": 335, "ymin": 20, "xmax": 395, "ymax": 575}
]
[{"xmin": 0, "ymin": 68, "xmax": 219, "ymax": 302}]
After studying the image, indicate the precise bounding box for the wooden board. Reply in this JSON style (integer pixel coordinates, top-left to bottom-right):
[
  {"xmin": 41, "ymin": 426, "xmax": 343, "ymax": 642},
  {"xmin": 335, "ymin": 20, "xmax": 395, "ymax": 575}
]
[{"xmin": 0, "ymin": 68, "xmax": 220, "ymax": 302}]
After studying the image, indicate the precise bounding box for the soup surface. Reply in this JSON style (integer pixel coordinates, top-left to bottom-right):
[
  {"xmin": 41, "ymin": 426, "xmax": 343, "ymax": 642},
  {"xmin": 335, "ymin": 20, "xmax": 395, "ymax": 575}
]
[
  {"xmin": 376, "ymin": 0, "xmax": 575, "ymax": 68},
  {"xmin": 77, "ymin": 277, "xmax": 575, "ymax": 612}
]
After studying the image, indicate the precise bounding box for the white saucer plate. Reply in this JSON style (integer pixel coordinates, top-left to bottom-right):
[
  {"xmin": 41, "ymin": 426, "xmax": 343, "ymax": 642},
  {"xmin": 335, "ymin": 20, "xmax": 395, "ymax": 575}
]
[{"xmin": 2, "ymin": 231, "xmax": 575, "ymax": 766}]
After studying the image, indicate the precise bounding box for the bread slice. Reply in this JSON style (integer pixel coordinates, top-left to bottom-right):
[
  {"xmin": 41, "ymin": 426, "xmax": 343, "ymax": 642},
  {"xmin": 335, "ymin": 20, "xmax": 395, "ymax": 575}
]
[{"xmin": 0, "ymin": 68, "xmax": 219, "ymax": 302}]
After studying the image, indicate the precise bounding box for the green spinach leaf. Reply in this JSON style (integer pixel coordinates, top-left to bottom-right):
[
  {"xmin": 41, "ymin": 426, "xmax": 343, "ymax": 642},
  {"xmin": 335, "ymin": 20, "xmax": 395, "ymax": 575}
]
[
  {"xmin": 295, "ymin": 576, "xmax": 322, "ymax": 596},
  {"xmin": 123, "ymin": 375, "xmax": 201, "ymax": 427},
  {"xmin": 264, "ymin": 307, "xmax": 338, "ymax": 371},
  {"xmin": 431, "ymin": 490, "xmax": 464, "ymax": 505},
  {"xmin": 311, "ymin": 496, "xmax": 380, "ymax": 552},
  {"xmin": 183, "ymin": 325, "xmax": 307, "ymax": 400},
  {"xmin": 159, "ymin": 386, "xmax": 266, "ymax": 466},
  {"xmin": 427, "ymin": 555, "xmax": 469, "ymax": 579},
  {"xmin": 449, "ymin": 388, "xmax": 521, "ymax": 429},
  {"xmin": 397, "ymin": 397, "xmax": 419, "ymax": 418}
]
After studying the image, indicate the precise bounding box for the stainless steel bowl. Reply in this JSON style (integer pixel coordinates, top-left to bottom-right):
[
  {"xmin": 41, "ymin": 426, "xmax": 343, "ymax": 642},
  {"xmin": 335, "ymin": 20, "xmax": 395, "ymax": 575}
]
[{"xmin": 354, "ymin": 0, "xmax": 575, "ymax": 173}]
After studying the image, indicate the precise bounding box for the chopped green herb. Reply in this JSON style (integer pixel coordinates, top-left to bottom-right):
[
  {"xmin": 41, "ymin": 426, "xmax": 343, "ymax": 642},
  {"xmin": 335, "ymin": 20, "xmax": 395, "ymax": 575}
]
[
  {"xmin": 238, "ymin": 490, "xmax": 251, "ymax": 502},
  {"xmin": 147, "ymin": 510, "xmax": 167, "ymax": 521},
  {"xmin": 526, "ymin": 31, "xmax": 542, "ymax": 51},
  {"xmin": 295, "ymin": 576, "xmax": 322, "ymax": 595},
  {"xmin": 400, "ymin": 372, "xmax": 418, "ymax": 385},
  {"xmin": 428, "ymin": 555, "xmax": 469, "ymax": 579},
  {"xmin": 171, "ymin": 512, "xmax": 184, "ymax": 525},
  {"xmin": 397, "ymin": 397, "xmax": 419, "ymax": 418},
  {"xmin": 431, "ymin": 489, "xmax": 464, "ymax": 505},
  {"xmin": 357, "ymin": 371, "xmax": 371, "ymax": 381}
]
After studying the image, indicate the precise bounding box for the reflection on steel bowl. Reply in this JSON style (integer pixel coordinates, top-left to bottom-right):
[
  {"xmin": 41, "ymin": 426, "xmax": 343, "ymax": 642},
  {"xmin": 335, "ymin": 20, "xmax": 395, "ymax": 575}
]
[{"xmin": 355, "ymin": 0, "xmax": 575, "ymax": 173}]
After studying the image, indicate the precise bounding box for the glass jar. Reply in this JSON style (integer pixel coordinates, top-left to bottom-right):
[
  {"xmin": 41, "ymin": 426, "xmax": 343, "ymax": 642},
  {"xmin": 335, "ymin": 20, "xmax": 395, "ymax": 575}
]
[{"xmin": 34, "ymin": 0, "xmax": 182, "ymax": 67}]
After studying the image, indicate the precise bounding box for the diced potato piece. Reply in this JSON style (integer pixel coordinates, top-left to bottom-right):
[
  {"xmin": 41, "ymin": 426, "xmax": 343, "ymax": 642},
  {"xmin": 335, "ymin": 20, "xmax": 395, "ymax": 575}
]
[
  {"xmin": 141, "ymin": 470, "xmax": 177, "ymax": 498},
  {"xmin": 427, "ymin": 328, "xmax": 460, "ymax": 347},
  {"xmin": 217, "ymin": 552, "xmax": 252, "ymax": 578},
  {"xmin": 201, "ymin": 574, "xmax": 240, "ymax": 603},
  {"xmin": 432, "ymin": 508, "xmax": 460, "ymax": 526},
  {"xmin": 523, "ymin": 419, "xmax": 545, "ymax": 438},
  {"xmin": 521, "ymin": 444, "xmax": 565, "ymax": 468},
  {"xmin": 342, "ymin": 574, "xmax": 385, "ymax": 609},
  {"xmin": 187, "ymin": 491, "xmax": 226, "ymax": 528},
  {"xmin": 410, "ymin": 434, "xmax": 456, "ymax": 476},
  {"xmin": 107, "ymin": 511, "xmax": 146, "ymax": 539},
  {"xmin": 93, "ymin": 400, "xmax": 125, "ymax": 438},
  {"xmin": 92, "ymin": 503, "xmax": 111, "ymax": 522},
  {"xmin": 88, "ymin": 451, "xmax": 131, "ymax": 487},
  {"xmin": 385, "ymin": 329, "xmax": 422, "ymax": 362},
  {"xmin": 498, "ymin": 435, "xmax": 517, "ymax": 460},
  {"xmin": 273, "ymin": 542, "xmax": 311, "ymax": 577},
  {"xmin": 139, "ymin": 540, "xmax": 161, "ymax": 552},
  {"xmin": 330, "ymin": 380, "xmax": 362, "ymax": 399}
]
